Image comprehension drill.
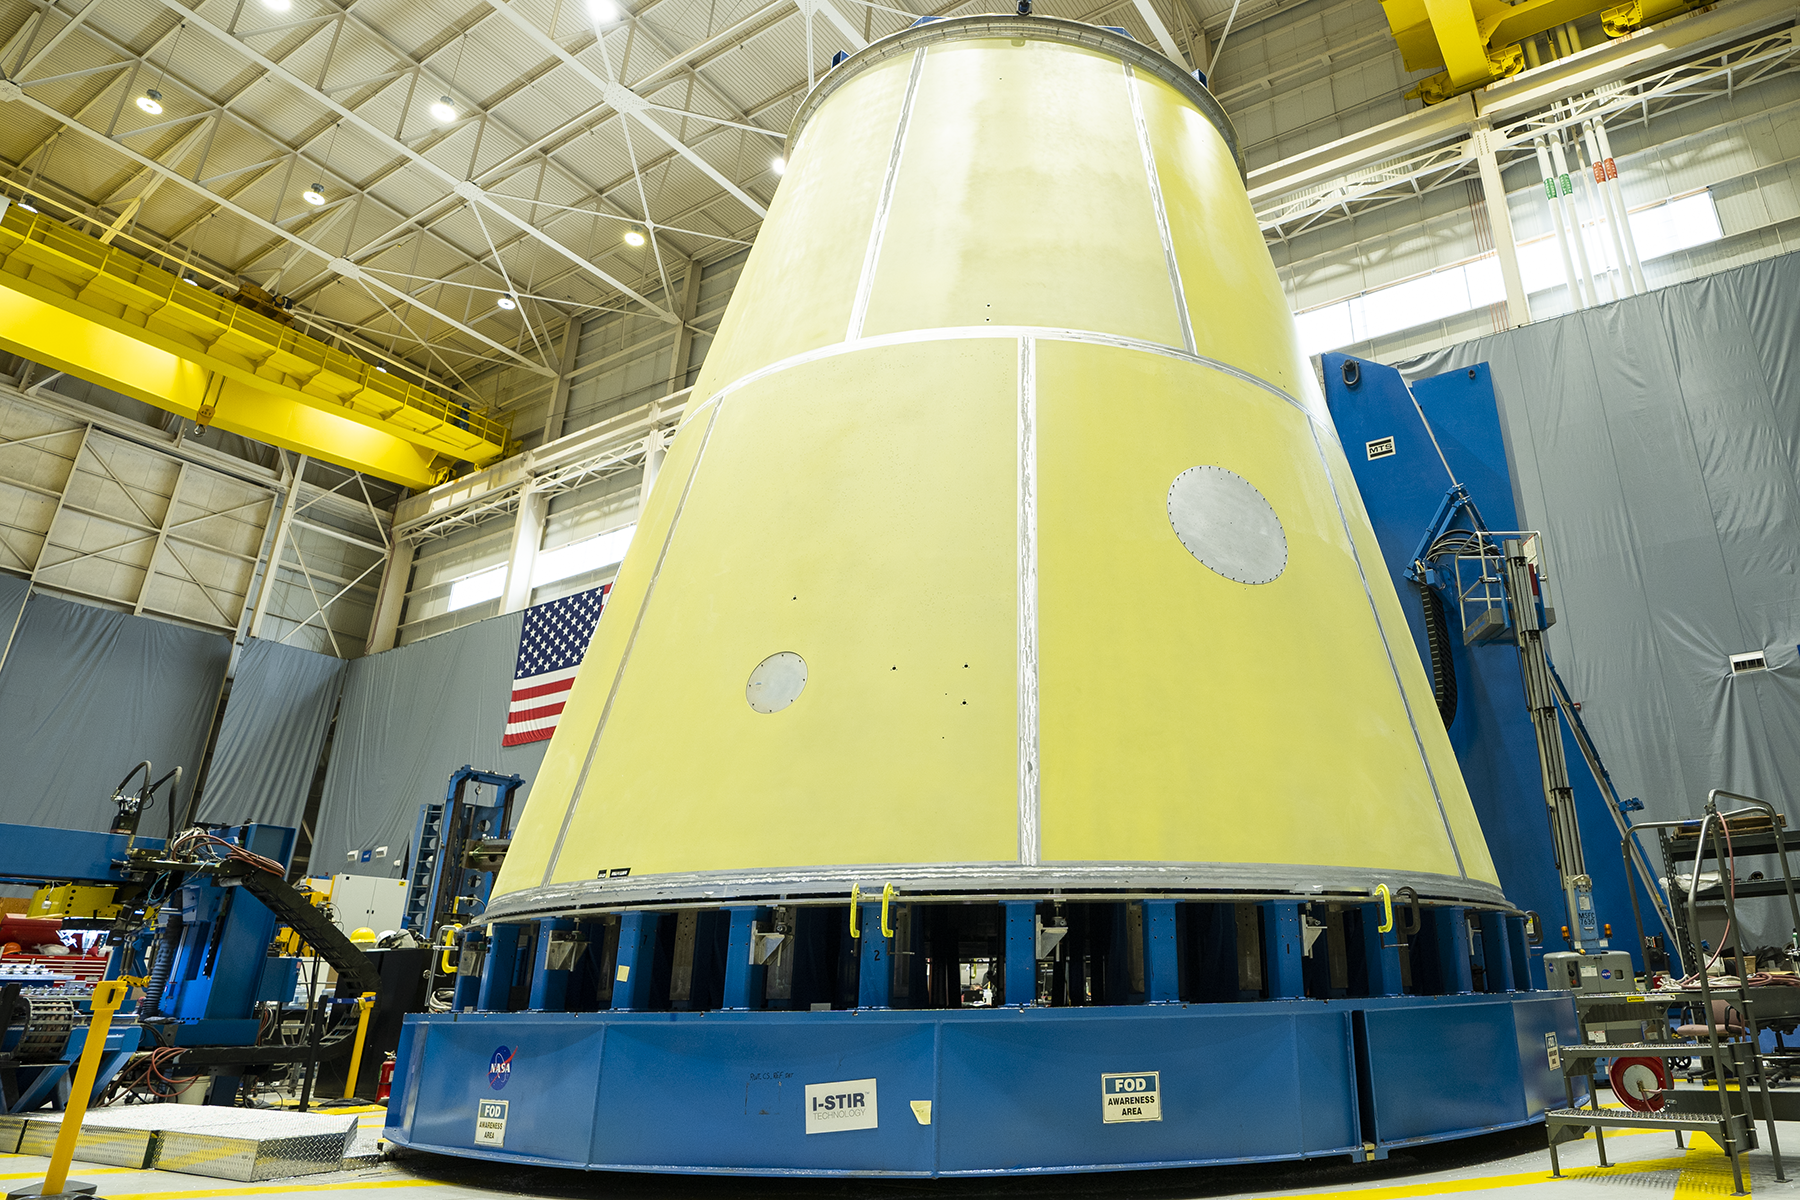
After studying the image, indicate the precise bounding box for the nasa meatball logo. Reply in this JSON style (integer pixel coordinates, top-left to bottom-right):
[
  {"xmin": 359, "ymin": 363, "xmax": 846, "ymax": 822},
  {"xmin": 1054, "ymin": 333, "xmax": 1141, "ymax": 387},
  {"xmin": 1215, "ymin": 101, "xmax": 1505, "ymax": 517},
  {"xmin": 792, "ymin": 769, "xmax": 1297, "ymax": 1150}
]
[{"xmin": 487, "ymin": 1046, "xmax": 514, "ymax": 1090}]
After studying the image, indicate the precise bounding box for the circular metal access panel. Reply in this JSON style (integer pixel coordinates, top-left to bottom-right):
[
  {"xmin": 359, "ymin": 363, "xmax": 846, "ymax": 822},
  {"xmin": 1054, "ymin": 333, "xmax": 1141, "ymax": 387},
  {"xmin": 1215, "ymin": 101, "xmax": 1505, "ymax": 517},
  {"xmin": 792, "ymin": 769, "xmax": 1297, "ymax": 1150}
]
[
  {"xmin": 746, "ymin": 652, "xmax": 808, "ymax": 713},
  {"xmin": 1167, "ymin": 466, "xmax": 1288, "ymax": 585}
]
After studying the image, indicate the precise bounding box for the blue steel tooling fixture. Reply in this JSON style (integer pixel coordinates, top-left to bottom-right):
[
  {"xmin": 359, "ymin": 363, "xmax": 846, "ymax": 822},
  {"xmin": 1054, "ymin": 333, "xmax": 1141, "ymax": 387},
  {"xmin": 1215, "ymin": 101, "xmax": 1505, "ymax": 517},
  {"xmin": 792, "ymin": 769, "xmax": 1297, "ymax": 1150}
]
[
  {"xmin": 0, "ymin": 775, "xmax": 389, "ymax": 1109},
  {"xmin": 402, "ymin": 767, "xmax": 525, "ymax": 943},
  {"xmin": 1321, "ymin": 354, "xmax": 1677, "ymax": 985}
]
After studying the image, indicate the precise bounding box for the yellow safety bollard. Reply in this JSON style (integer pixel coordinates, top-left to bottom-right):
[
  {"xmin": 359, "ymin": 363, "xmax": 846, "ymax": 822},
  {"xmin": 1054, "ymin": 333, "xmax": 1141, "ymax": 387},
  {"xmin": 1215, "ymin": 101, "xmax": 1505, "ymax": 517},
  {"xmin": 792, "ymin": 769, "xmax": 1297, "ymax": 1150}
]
[
  {"xmin": 342, "ymin": 991, "xmax": 379, "ymax": 1100},
  {"xmin": 17, "ymin": 978, "xmax": 129, "ymax": 1200}
]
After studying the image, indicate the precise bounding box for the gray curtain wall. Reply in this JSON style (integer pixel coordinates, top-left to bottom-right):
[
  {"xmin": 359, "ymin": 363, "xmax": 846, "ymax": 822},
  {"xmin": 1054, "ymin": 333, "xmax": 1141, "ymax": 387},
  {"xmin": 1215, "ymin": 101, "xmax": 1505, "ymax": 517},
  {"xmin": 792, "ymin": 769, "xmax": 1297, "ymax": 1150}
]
[
  {"xmin": 313, "ymin": 611, "xmax": 549, "ymax": 878},
  {"xmin": 0, "ymin": 575, "xmax": 26, "ymax": 657},
  {"xmin": 197, "ymin": 637, "xmax": 347, "ymax": 828},
  {"xmin": 1398, "ymin": 250, "xmax": 1800, "ymax": 942},
  {"xmin": 0, "ymin": 587, "xmax": 229, "ymax": 833}
]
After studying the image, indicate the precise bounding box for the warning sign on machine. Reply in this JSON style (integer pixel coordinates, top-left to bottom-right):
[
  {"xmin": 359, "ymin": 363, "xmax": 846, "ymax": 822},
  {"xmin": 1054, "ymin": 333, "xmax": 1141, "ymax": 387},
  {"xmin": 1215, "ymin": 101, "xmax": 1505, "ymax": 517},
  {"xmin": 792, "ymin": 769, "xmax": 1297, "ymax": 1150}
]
[
  {"xmin": 476, "ymin": 1098, "xmax": 509, "ymax": 1146},
  {"xmin": 1101, "ymin": 1072, "xmax": 1161, "ymax": 1123},
  {"xmin": 804, "ymin": 1078, "xmax": 878, "ymax": 1134}
]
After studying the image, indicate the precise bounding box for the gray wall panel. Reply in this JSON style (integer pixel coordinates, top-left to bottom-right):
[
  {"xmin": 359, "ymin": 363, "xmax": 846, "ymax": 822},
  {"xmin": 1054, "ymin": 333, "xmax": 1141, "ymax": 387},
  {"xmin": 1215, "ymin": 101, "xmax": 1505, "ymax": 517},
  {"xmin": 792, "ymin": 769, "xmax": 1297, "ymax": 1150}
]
[
  {"xmin": 0, "ymin": 590, "xmax": 229, "ymax": 834},
  {"xmin": 198, "ymin": 638, "xmax": 347, "ymax": 829},
  {"xmin": 313, "ymin": 611, "xmax": 548, "ymax": 878},
  {"xmin": 1401, "ymin": 249, "xmax": 1800, "ymax": 942}
]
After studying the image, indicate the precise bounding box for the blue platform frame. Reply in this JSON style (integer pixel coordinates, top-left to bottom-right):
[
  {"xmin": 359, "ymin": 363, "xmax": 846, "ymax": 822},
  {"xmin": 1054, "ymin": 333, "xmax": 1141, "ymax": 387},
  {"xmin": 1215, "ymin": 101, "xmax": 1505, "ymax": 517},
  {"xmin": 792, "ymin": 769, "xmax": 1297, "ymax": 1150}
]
[
  {"xmin": 385, "ymin": 990, "xmax": 1576, "ymax": 1175},
  {"xmin": 1321, "ymin": 355, "xmax": 1664, "ymax": 980}
]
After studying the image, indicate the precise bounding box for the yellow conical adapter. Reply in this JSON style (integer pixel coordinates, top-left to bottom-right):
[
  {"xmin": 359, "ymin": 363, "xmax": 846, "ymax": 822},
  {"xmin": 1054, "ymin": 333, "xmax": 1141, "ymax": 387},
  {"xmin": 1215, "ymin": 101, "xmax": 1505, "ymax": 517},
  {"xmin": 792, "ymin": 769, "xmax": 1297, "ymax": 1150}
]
[{"xmin": 492, "ymin": 15, "xmax": 1501, "ymax": 918}]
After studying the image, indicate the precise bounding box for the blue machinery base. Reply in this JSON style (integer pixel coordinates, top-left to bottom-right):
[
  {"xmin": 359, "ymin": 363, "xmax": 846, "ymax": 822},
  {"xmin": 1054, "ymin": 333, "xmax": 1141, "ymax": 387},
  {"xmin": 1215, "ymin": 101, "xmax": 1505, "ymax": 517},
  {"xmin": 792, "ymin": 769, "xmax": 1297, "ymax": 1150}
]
[{"xmin": 385, "ymin": 991, "xmax": 1577, "ymax": 1176}]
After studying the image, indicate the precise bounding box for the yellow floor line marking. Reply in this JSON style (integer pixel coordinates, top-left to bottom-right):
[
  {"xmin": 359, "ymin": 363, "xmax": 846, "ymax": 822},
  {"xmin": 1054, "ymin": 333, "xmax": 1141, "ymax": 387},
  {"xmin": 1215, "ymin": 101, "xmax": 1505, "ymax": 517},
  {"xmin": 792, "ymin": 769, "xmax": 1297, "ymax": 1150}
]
[
  {"xmin": 102, "ymin": 1180, "xmax": 445, "ymax": 1200},
  {"xmin": 1676, "ymin": 1133, "xmax": 1747, "ymax": 1197},
  {"xmin": 0, "ymin": 1167, "xmax": 142, "ymax": 1179},
  {"xmin": 1251, "ymin": 1155, "xmax": 1693, "ymax": 1200}
]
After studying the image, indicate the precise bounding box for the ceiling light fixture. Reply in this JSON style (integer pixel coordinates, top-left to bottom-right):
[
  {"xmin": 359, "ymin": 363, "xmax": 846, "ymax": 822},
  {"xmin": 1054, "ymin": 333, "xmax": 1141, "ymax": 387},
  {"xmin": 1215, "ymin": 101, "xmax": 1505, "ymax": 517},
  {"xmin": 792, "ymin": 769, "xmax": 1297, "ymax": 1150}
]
[
  {"xmin": 182, "ymin": 273, "xmax": 198, "ymax": 285},
  {"xmin": 771, "ymin": 156, "xmax": 786, "ymax": 175},
  {"xmin": 263, "ymin": 0, "xmax": 292, "ymax": 10},
  {"xmin": 585, "ymin": 0, "xmax": 621, "ymax": 21},
  {"xmin": 302, "ymin": 182, "xmax": 326, "ymax": 205},
  {"xmin": 17, "ymin": 199, "xmax": 37, "ymax": 213},
  {"xmin": 497, "ymin": 294, "xmax": 517, "ymax": 311},
  {"xmin": 137, "ymin": 89, "xmax": 164, "ymax": 115},
  {"xmin": 623, "ymin": 228, "xmax": 647, "ymax": 247},
  {"xmin": 429, "ymin": 96, "xmax": 457, "ymax": 122}
]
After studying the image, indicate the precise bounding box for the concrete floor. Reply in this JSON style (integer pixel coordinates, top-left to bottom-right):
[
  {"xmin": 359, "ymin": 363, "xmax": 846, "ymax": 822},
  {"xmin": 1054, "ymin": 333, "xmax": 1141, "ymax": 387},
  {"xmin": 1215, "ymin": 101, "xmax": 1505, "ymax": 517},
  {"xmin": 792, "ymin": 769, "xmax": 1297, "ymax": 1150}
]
[{"xmin": 2, "ymin": 1108, "xmax": 1794, "ymax": 1200}]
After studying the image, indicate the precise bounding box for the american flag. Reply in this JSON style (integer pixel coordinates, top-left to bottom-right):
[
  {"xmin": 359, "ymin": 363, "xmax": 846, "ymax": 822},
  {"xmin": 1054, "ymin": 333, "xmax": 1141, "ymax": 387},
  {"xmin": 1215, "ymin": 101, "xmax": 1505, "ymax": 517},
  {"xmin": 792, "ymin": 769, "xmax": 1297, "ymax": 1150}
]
[{"xmin": 503, "ymin": 584, "xmax": 611, "ymax": 747}]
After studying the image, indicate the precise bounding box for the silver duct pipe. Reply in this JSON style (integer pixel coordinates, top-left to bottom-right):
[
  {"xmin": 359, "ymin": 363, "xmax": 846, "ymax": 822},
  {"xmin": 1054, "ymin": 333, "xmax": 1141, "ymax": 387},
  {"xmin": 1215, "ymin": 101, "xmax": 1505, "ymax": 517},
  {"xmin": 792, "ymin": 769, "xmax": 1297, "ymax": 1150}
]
[
  {"xmin": 1548, "ymin": 131, "xmax": 1601, "ymax": 306},
  {"xmin": 1576, "ymin": 118, "xmax": 1634, "ymax": 296},
  {"xmin": 1534, "ymin": 135, "xmax": 1585, "ymax": 308},
  {"xmin": 1573, "ymin": 124, "xmax": 1626, "ymax": 300},
  {"xmin": 1594, "ymin": 118, "xmax": 1648, "ymax": 292}
]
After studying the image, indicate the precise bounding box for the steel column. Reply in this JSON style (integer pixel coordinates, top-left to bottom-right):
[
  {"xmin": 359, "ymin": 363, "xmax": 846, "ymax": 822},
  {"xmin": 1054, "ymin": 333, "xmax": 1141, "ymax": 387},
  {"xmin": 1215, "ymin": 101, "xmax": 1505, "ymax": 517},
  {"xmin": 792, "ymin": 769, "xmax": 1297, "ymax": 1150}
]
[
  {"xmin": 1471, "ymin": 122, "xmax": 1530, "ymax": 328},
  {"xmin": 611, "ymin": 912, "xmax": 662, "ymax": 1011},
  {"xmin": 1261, "ymin": 902, "xmax": 1305, "ymax": 999},
  {"xmin": 364, "ymin": 538, "xmax": 414, "ymax": 654},
  {"xmin": 247, "ymin": 454, "xmax": 307, "ymax": 639},
  {"xmin": 1144, "ymin": 900, "xmax": 1180, "ymax": 1003},
  {"xmin": 1004, "ymin": 901, "xmax": 1037, "ymax": 1006},
  {"xmin": 477, "ymin": 923, "xmax": 521, "ymax": 1012},
  {"xmin": 722, "ymin": 906, "xmax": 770, "ymax": 1011},
  {"xmin": 1506, "ymin": 913, "xmax": 1533, "ymax": 988},
  {"xmin": 1433, "ymin": 907, "xmax": 1474, "ymax": 994},
  {"xmin": 528, "ymin": 917, "xmax": 574, "ymax": 1011},
  {"xmin": 1362, "ymin": 903, "xmax": 1404, "ymax": 996},
  {"xmin": 1477, "ymin": 910, "xmax": 1515, "ymax": 992},
  {"xmin": 542, "ymin": 315, "xmax": 582, "ymax": 445},
  {"xmin": 857, "ymin": 903, "xmax": 890, "ymax": 1010},
  {"xmin": 498, "ymin": 484, "xmax": 546, "ymax": 614}
]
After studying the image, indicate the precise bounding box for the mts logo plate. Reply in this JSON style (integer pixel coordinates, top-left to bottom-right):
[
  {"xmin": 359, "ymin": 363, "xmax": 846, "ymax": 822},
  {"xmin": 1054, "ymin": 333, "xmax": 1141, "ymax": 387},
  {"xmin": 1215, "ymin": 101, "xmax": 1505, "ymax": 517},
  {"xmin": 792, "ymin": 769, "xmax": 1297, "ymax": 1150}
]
[
  {"xmin": 1101, "ymin": 1072, "xmax": 1161, "ymax": 1123},
  {"xmin": 803, "ymin": 1077, "xmax": 878, "ymax": 1134}
]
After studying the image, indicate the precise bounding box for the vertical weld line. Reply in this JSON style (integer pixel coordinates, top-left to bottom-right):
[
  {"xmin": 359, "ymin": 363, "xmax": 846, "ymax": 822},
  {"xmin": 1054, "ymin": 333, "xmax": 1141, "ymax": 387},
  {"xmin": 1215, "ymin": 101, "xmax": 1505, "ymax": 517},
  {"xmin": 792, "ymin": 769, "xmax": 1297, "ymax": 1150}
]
[
  {"xmin": 845, "ymin": 47, "xmax": 926, "ymax": 342},
  {"xmin": 542, "ymin": 402, "xmax": 725, "ymax": 884},
  {"xmin": 1307, "ymin": 421, "xmax": 1466, "ymax": 878},
  {"xmin": 1018, "ymin": 336, "xmax": 1040, "ymax": 868},
  {"xmin": 1125, "ymin": 62, "xmax": 1195, "ymax": 356}
]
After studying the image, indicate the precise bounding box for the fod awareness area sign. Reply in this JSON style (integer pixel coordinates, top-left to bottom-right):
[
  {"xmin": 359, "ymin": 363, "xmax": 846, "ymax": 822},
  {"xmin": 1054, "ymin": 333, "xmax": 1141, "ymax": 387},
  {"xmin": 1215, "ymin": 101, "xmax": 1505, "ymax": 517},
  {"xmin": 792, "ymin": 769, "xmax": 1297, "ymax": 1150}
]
[{"xmin": 1102, "ymin": 1072, "xmax": 1160, "ymax": 1123}]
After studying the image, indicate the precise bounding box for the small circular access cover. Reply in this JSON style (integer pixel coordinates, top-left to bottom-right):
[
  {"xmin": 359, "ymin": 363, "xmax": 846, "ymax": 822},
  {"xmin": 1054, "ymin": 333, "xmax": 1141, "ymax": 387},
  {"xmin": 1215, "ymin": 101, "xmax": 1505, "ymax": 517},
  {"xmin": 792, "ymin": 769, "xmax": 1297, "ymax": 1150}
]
[
  {"xmin": 1167, "ymin": 466, "xmax": 1288, "ymax": 585},
  {"xmin": 746, "ymin": 651, "xmax": 807, "ymax": 713}
]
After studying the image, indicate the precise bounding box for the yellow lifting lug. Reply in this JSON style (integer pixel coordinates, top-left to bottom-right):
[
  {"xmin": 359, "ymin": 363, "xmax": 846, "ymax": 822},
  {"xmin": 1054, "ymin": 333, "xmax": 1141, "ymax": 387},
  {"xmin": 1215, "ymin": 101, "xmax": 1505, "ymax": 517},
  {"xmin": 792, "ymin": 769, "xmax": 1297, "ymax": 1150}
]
[
  {"xmin": 1375, "ymin": 884, "xmax": 1395, "ymax": 934},
  {"xmin": 440, "ymin": 924, "xmax": 464, "ymax": 976},
  {"xmin": 880, "ymin": 883, "xmax": 897, "ymax": 938},
  {"xmin": 849, "ymin": 885, "xmax": 862, "ymax": 939}
]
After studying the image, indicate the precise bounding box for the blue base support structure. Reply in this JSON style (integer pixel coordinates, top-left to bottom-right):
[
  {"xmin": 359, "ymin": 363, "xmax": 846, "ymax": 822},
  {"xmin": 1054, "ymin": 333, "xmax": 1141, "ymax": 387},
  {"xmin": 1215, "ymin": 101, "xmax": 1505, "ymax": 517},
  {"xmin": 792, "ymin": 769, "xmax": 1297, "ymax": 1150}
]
[{"xmin": 386, "ymin": 990, "xmax": 1577, "ymax": 1176}]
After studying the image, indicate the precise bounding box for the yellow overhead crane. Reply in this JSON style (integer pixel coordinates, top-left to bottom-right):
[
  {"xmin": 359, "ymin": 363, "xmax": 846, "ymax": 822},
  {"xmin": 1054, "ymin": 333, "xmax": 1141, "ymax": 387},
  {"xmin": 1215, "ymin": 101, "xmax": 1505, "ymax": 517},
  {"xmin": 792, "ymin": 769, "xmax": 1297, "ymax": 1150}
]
[
  {"xmin": 0, "ymin": 201, "xmax": 511, "ymax": 489},
  {"xmin": 1382, "ymin": 0, "xmax": 1705, "ymax": 102}
]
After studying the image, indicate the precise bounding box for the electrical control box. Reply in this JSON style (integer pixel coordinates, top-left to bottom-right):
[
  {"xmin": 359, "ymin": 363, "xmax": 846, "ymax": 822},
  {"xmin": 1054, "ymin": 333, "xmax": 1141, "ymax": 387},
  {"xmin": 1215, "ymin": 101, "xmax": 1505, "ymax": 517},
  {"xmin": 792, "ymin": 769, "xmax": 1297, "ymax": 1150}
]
[
  {"xmin": 1544, "ymin": 949, "xmax": 1635, "ymax": 992},
  {"xmin": 328, "ymin": 874, "xmax": 407, "ymax": 938},
  {"xmin": 1546, "ymin": 949, "xmax": 1644, "ymax": 1044}
]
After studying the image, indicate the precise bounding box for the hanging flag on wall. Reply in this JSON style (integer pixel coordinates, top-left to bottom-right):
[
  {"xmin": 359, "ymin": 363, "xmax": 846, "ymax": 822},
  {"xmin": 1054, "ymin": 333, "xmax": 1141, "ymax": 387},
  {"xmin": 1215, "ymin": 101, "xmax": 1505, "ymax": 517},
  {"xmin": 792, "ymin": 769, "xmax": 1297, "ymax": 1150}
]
[{"xmin": 503, "ymin": 583, "xmax": 611, "ymax": 747}]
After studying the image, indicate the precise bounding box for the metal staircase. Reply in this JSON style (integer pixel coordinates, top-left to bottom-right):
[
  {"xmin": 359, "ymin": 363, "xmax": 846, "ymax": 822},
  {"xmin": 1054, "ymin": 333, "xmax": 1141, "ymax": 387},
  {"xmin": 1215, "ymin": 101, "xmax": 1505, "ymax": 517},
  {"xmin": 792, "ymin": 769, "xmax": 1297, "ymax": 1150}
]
[{"xmin": 402, "ymin": 803, "xmax": 445, "ymax": 935}]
